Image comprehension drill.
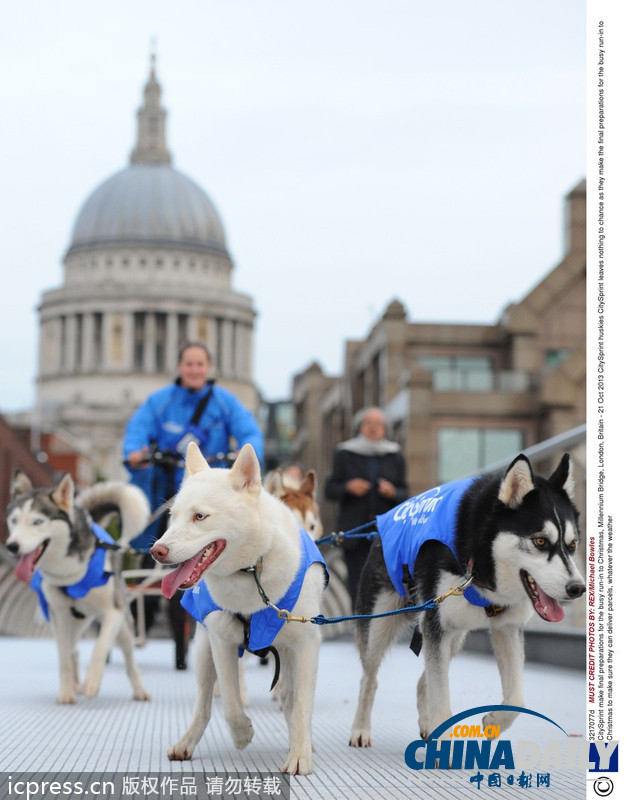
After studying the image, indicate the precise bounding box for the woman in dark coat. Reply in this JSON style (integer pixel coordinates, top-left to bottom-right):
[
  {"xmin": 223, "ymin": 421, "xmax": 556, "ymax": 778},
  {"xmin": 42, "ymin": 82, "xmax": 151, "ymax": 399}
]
[{"xmin": 325, "ymin": 407, "xmax": 408, "ymax": 609}]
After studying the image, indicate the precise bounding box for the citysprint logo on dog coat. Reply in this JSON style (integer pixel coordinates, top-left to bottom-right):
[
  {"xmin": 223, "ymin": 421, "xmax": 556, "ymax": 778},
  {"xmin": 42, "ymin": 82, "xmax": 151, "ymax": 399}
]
[
  {"xmin": 378, "ymin": 477, "xmax": 491, "ymax": 607},
  {"xmin": 404, "ymin": 706, "xmax": 619, "ymax": 774}
]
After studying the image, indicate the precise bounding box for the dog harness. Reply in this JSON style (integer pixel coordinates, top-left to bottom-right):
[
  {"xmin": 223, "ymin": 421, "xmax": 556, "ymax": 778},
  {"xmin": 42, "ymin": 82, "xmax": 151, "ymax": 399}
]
[
  {"xmin": 377, "ymin": 476, "xmax": 493, "ymax": 609},
  {"xmin": 180, "ymin": 528, "xmax": 328, "ymax": 653},
  {"xmin": 30, "ymin": 522, "xmax": 116, "ymax": 621}
]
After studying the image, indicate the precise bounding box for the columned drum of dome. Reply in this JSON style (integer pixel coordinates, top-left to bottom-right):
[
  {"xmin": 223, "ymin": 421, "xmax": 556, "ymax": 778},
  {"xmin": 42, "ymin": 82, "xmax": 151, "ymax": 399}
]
[{"xmin": 36, "ymin": 56, "xmax": 257, "ymax": 480}]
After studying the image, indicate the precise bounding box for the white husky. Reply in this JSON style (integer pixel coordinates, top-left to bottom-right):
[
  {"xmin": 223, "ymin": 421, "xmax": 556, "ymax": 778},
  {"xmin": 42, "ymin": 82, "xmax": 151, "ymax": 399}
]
[
  {"xmin": 6, "ymin": 471, "xmax": 151, "ymax": 704},
  {"xmin": 150, "ymin": 443, "xmax": 328, "ymax": 775}
]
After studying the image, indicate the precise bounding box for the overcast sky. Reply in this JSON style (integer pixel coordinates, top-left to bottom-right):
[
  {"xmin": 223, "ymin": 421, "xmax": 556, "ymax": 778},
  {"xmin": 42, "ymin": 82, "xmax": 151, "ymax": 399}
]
[{"xmin": 0, "ymin": 0, "xmax": 586, "ymax": 411}]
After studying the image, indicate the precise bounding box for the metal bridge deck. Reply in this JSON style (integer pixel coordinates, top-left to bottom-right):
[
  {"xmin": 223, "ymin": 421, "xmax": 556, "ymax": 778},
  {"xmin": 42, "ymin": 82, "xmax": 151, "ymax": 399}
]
[{"xmin": 0, "ymin": 633, "xmax": 586, "ymax": 799}]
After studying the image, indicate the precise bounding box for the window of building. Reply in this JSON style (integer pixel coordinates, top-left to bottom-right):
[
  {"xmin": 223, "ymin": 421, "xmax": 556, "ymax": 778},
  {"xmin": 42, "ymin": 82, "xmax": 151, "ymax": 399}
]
[
  {"xmin": 437, "ymin": 427, "xmax": 524, "ymax": 482},
  {"xmin": 545, "ymin": 349, "xmax": 571, "ymax": 368},
  {"xmin": 418, "ymin": 355, "xmax": 494, "ymax": 391}
]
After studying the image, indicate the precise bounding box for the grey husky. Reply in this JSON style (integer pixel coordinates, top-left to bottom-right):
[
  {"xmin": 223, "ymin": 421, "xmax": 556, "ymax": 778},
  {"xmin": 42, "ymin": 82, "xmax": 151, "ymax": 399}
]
[
  {"xmin": 6, "ymin": 470, "xmax": 151, "ymax": 704},
  {"xmin": 349, "ymin": 453, "xmax": 585, "ymax": 747}
]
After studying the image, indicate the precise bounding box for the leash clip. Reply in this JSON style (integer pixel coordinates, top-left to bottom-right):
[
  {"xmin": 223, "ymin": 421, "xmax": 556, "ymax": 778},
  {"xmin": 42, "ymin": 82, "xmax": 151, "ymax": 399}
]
[
  {"xmin": 433, "ymin": 572, "xmax": 475, "ymax": 605},
  {"xmin": 276, "ymin": 608, "xmax": 310, "ymax": 623}
]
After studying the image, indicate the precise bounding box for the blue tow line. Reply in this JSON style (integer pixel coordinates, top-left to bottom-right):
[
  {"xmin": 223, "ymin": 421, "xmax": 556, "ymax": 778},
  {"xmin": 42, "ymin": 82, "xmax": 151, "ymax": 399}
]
[
  {"xmin": 310, "ymin": 598, "xmax": 438, "ymax": 626},
  {"xmin": 314, "ymin": 521, "xmax": 378, "ymax": 547}
]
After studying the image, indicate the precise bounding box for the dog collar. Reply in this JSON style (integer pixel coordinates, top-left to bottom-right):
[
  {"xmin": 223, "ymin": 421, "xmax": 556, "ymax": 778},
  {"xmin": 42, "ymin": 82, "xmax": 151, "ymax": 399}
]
[{"xmin": 465, "ymin": 559, "xmax": 508, "ymax": 616}]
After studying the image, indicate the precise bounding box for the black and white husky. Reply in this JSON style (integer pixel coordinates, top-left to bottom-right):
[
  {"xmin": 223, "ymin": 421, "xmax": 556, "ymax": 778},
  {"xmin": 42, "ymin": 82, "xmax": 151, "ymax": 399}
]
[
  {"xmin": 349, "ymin": 453, "xmax": 585, "ymax": 747},
  {"xmin": 6, "ymin": 470, "xmax": 151, "ymax": 704}
]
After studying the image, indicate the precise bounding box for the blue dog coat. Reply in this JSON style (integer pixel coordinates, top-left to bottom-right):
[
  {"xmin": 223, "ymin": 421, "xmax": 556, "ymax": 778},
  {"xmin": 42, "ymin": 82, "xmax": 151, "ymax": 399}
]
[
  {"xmin": 377, "ymin": 476, "xmax": 490, "ymax": 608},
  {"xmin": 181, "ymin": 528, "xmax": 328, "ymax": 652},
  {"xmin": 30, "ymin": 522, "xmax": 116, "ymax": 621}
]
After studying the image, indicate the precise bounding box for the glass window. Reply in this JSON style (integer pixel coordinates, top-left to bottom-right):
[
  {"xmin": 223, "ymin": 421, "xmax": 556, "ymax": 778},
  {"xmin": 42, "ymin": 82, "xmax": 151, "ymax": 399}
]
[
  {"xmin": 418, "ymin": 355, "xmax": 493, "ymax": 391},
  {"xmin": 438, "ymin": 428, "xmax": 524, "ymax": 482},
  {"xmin": 546, "ymin": 349, "xmax": 571, "ymax": 368}
]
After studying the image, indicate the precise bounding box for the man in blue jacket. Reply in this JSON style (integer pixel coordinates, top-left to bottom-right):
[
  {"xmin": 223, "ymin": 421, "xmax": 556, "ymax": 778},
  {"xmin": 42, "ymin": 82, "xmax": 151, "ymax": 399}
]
[
  {"xmin": 122, "ymin": 341, "xmax": 264, "ymax": 667},
  {"xmin": 124, "ymin": 341, "xmax": 264, "ymax": 491}
]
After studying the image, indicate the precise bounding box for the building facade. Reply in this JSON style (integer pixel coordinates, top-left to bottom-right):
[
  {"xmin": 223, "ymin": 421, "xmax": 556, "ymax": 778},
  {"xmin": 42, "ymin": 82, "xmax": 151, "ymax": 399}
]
[
  {"xmin": 34, "ymin": 57, "xmax": 258, "ymax": 479},
  {"xmin": 292, "ymin": 180, "xmax": 586, "ymax": 531}
]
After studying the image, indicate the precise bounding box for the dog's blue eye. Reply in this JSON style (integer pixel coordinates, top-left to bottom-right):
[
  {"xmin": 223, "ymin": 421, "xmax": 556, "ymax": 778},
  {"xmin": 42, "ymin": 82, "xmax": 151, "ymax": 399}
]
[
  {"xmin": 194, "ymin": 513, "xmax": 208, "ymax": 522},
  {"xmin": 33, "ymin": 518, "xmax": 44, "ymax": 526}
]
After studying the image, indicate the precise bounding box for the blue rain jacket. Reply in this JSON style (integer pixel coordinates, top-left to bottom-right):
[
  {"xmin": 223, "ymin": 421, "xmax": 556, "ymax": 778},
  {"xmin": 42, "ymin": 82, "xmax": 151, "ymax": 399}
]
[{"xmin": 123, "ymin": 381, "xmax": 264, "ymax": 545}]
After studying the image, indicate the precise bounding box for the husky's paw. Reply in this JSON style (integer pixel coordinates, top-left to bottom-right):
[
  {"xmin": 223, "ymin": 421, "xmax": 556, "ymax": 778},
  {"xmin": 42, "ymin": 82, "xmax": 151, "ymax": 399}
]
[
  {"xmin": 168, "ymin": 740, "xmax": 194, "ymax": 761},
  {"xmin": 418, "ymin": 709, "xmax": 430, "ymax": 740},
  {"xmin": 282, "ymin": 751, "xmax": 313, "ymax": 775},
  {"xmin": 82, "ymin": 664, "xmax": 104, "ymax": 698},
  {"xmin": 230, "ymin": 716, "xmax": 254, "ymax": 750},
  {"xmin": 483, "ymin": 707, "xmax": 519, "ymax": 735},
  {"xmin": 349, "ymin": 728, "xmax": 371, "ymax": 747},
  {"xmin": 56, "ymin": 690, "xmax": 77, "ymax": 705},
  {"xmin": 133, "ymin": 687, "xmax": 151, "ymax": 702},
  {"xmin": 83, "ymin": 677, "xmax": 102, "ymax": 698}
]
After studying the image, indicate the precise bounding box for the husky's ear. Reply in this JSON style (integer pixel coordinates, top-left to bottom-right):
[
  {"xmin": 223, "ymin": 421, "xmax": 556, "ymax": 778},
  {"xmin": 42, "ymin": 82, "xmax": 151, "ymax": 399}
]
[
  {"xmin": 498, "ymin": 455, "xmax": 535, "ymax": 509},
  {"xmin": 300, "ymin": 469, "xmax": 317, "ymax": 498},
  {"xmin": 263, "ymin": 468, "xmax": 285, "ymax": 496},
  {"xmin": 185, "ymin": 441, "xmax": 211, "ymax": 478},
  {"xmin": 11, "ymin": 469, "xmax": 33, "ymax": 498},
  {"xmin": 229, "ymin": 444, "xmax": 261, "ymax": 494},
  {"xmin": 548, "ymin": 453, "xmax": 575, "ymax": 499},
  {"xmin": 51, "ymin": 473, "xmax": 75, "ymax": 514}
]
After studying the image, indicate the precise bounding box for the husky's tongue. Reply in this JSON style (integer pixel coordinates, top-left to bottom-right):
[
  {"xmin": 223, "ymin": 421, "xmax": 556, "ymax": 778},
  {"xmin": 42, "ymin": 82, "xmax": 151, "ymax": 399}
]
[
  {"xmin": 14, "ymin": 544, "xmax": 47, "ymax": 584},
  {"xmin": 521, "ymin": 571, "xmax": 564, "ymax": 622},
  {"xmin": 161, "ymin": 540, "xmax": 226, "ymax": 599}
]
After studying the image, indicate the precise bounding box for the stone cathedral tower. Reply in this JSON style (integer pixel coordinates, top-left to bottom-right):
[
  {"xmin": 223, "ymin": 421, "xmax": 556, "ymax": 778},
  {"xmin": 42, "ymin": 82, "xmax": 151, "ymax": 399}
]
[{"xmin": 36, "ymin": 56, "xmax": 257, "ymax": 479}]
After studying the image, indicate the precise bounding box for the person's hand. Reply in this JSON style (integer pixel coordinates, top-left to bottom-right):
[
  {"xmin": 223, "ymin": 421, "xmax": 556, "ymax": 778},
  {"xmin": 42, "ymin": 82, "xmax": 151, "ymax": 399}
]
[
  {"xmin": 127, "ymin": 447, "xmax": 149, "ymax": 468},
  {"xmin": 377, "ymin": 478, "xmax": 396, "ymax": 500},
  {"xmin": 346, "ymin": 478, "xmax": 372, "ymax": 497}
]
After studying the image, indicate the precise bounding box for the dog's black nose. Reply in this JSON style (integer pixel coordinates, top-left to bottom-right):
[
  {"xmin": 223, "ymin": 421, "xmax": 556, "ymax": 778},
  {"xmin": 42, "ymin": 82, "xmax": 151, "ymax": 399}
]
[
  {"xmin": 6, "ymin": 541, "xmax": 19, "ymax": 554},
  {"xmin": 566, "ymin": 581, "xmax": 585, "ymax": 599}
]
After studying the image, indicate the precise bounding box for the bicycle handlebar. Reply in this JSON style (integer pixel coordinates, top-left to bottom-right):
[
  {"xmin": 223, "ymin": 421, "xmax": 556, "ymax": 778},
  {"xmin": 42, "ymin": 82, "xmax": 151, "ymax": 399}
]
[{"xmin": 124, "ymin": 447, "xmax": 237, "ymax": 470}]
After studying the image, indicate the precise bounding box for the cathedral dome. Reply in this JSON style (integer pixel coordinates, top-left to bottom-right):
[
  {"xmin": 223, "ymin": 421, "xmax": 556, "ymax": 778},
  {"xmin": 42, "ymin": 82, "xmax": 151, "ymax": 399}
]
[
  {"xmin": 66, "ymin": 164, "xmax": 227, "ymax": 255},
  {"xmin": 65, "ymin": 54, "xmax": 227, "ymax": 257}
]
